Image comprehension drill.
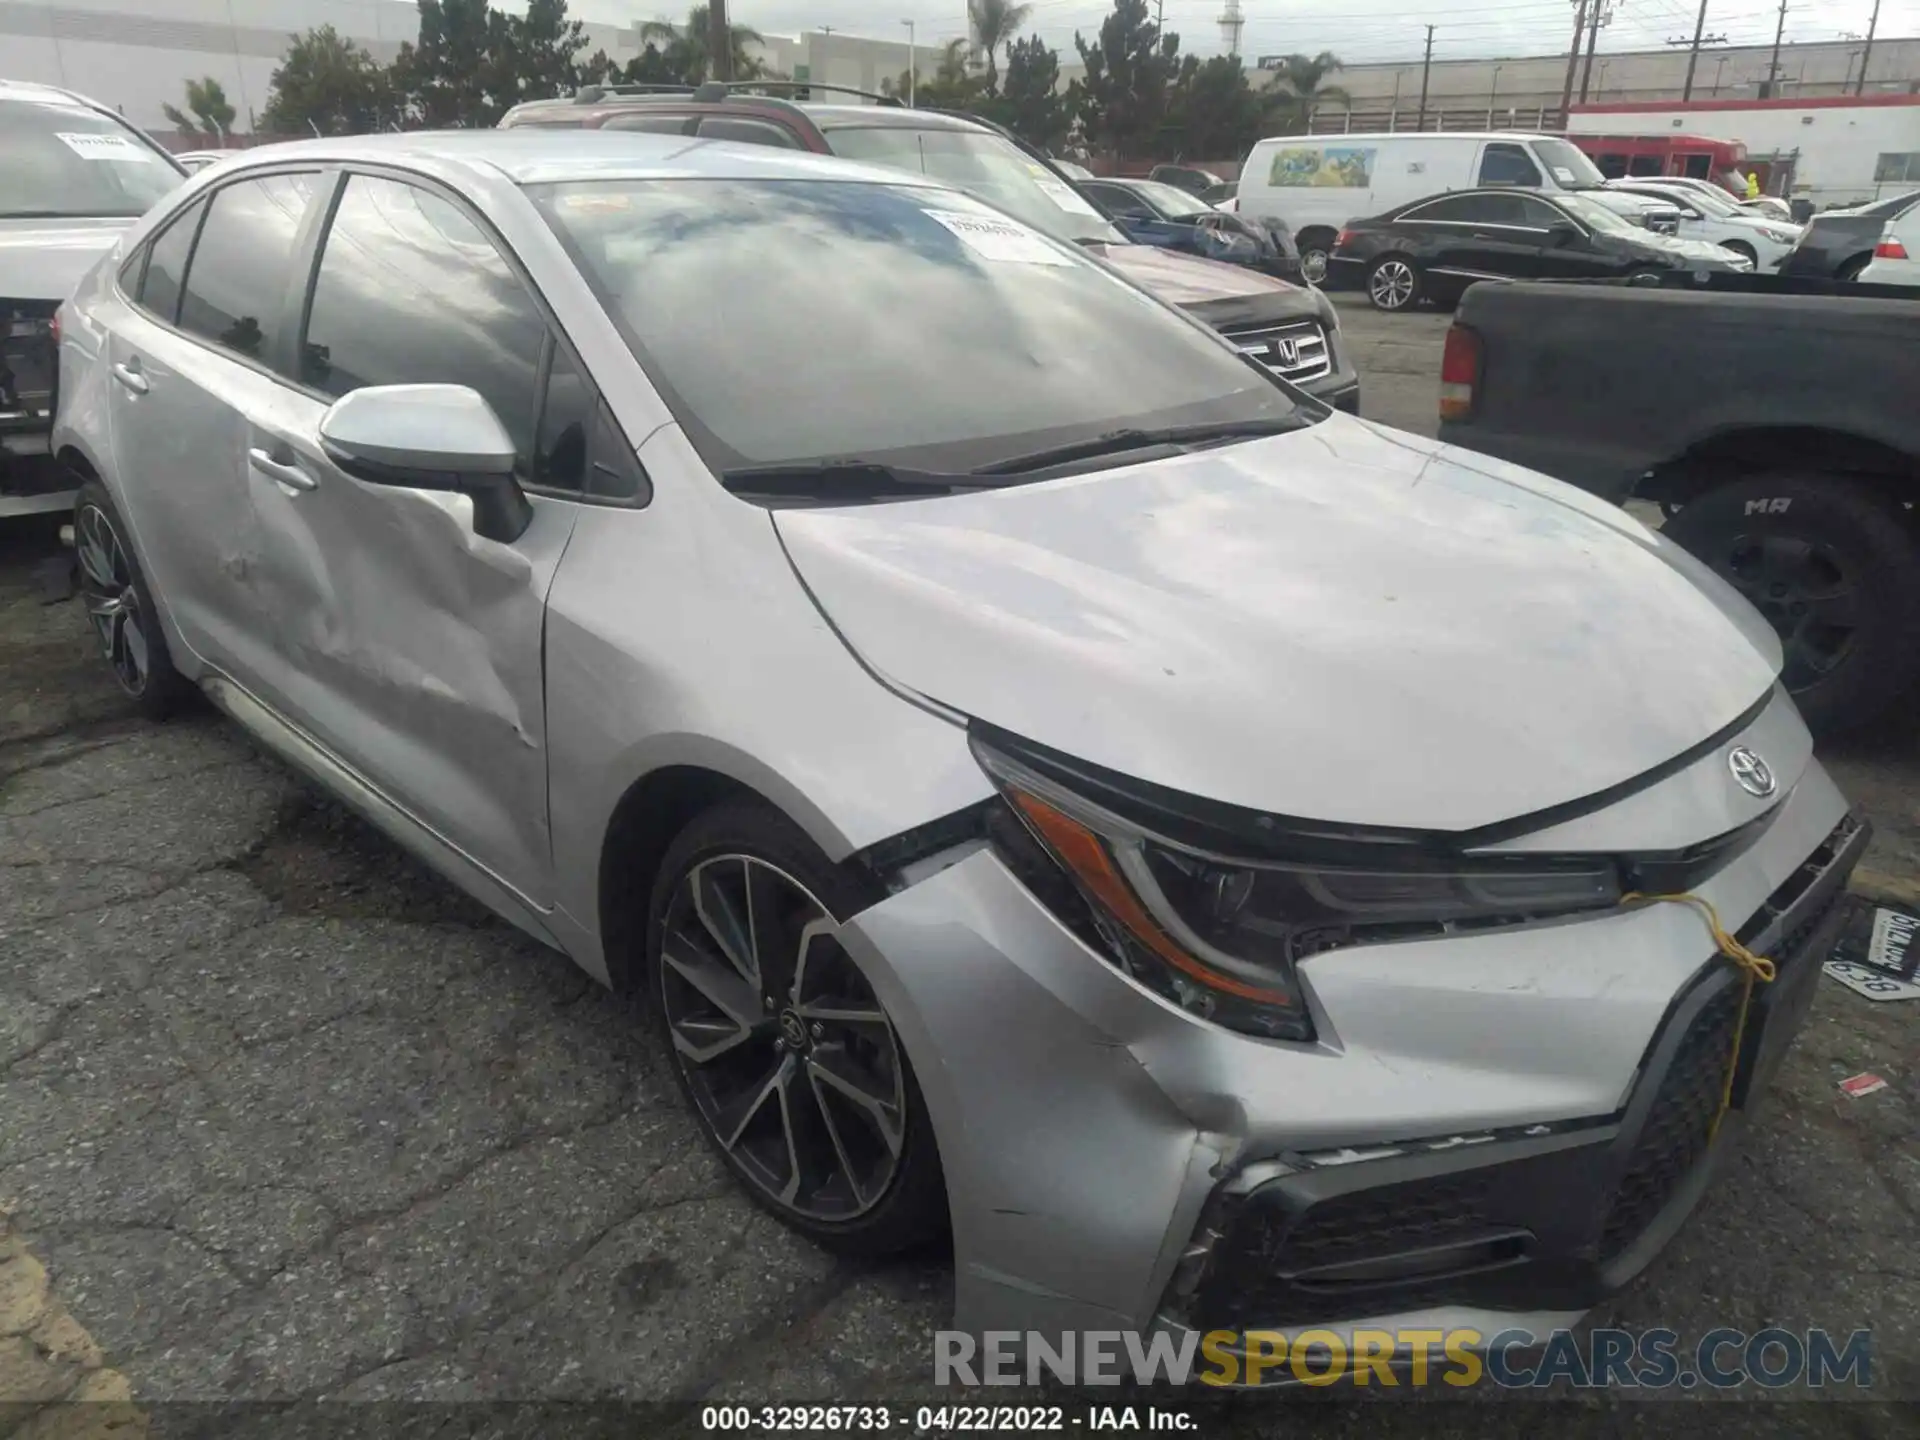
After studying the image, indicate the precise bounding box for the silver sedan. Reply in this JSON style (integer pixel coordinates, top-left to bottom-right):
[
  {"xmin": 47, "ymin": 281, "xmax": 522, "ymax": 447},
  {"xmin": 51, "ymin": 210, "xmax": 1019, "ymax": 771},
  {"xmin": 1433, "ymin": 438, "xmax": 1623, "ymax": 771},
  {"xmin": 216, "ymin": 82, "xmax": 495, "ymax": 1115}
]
[{"xmin": 53, "ymin": 129, "xmax": 1863, "ymax": 1368}]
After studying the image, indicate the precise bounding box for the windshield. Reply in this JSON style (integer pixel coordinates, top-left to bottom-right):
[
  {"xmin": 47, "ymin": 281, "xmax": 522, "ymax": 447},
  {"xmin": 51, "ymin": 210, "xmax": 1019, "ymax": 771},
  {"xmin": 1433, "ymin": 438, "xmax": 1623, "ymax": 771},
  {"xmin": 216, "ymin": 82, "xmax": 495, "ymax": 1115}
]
[
  {"xmin": 1531, "ymin": 138, "xmax": 1607, "ymax": 189},
  {"xmin": 1131, "ymin": 180, "xmax": 1214, "ymax": 217},
  {"xmin": 1559, "ymin": 193, "xmax": 1642, "ymax": 236},
  {"xmin": 821, "ymin": 125, "xmax": 1124, "ymax": 245},
  {"xmin": 533, "ymin": 178, "xmax": 1297, "ymax": 480},
  {"xmin": 1674, "ymin": 184, "xmax": 1740, "ymax": 217},
  {"xmin": 0, "ymin": 98, "xmax": 183, "ymax": 218}
]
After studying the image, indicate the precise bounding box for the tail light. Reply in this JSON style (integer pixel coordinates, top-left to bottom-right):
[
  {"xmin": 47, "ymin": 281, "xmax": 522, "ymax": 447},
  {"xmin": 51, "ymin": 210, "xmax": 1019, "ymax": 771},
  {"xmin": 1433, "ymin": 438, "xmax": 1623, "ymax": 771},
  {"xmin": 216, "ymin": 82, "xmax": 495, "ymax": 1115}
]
[
  {"xmin": 1335, "ymin": 228, "xmax": 1355, "ymax": 249},
  {"xmin": 49, "ymin": 307, "xmax": 61, "ymax": 345},
  {"xmin": 1875, "ymin": 235, "xmax": 1908, "ymax": 260},
  {"xmin": 1439, "ymin": 324, "xmax": 1480, "ymax": 422}
]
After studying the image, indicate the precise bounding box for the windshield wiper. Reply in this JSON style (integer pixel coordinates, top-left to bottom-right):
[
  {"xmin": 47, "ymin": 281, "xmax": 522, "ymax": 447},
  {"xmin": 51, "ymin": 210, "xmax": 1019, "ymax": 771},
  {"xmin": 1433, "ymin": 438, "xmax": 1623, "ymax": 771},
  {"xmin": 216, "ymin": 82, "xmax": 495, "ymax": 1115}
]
[
  {"xmin": 720, "ymin": 460, "xmax": 1011, "ymax": 500},
  {"xmin": 974, "ymin": 417, "xmax": 1309, "ymax": 477}
]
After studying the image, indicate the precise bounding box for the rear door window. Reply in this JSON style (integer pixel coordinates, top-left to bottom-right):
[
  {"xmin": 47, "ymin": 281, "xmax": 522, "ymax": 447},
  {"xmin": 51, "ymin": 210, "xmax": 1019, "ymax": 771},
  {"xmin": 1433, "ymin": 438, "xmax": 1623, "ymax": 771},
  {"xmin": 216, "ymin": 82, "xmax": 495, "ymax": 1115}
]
[
  {"xmin": 1402, "ymin": 193, "xmax": 1504, "ymax": 223},
  {"xmin": 126, "ymin": 196, "xmax": 207, "ymax": 324},
  {"xmin": 1477, "ymin": 143, "xmax": 1542, "ymax": 188},
  {"xmin": 177, "ymin": 173, "xmax": 319, "ymax": 367}
]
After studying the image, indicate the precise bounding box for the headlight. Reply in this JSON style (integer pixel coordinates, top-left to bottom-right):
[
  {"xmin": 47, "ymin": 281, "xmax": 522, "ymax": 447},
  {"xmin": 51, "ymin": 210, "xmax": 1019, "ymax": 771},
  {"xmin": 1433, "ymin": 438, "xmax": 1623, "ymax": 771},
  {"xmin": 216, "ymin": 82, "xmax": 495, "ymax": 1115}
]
[{"xmin": 973, "ymin": 736, "xmax": 1623, "ymax": 1042}]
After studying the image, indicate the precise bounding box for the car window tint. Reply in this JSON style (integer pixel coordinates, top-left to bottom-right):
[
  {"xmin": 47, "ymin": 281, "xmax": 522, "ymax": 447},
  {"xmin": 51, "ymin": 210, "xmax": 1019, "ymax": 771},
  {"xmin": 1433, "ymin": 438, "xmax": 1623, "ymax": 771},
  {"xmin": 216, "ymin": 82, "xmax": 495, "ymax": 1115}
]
[
  {"xmin": 696, "ymin": 116, "xmax": 798, "ymax": 148},
  {"xmin": 588, "ymin": 401, "xmax": 649, "ymax": 502},
  {"xmin": 1478, "ymin": 143, "xmax": 1542, "ymax": 187},
  {"xmin": 301, "ymin": 175, "xmax": 548, "ymax": 475},
  {"xmin": 177, "ymin": 173, "xmax": 318, "ymax": 366},
  {"xmin": 603, "ymin": 113, "xmax": 693, "ymax": 134},
  {"xmin": 535, "ymin": 343, "xmax": 593, "ymax": 491},
  {"xmin": 1086, "ymin": 184, "xmax": 1149, "ymax": 217},
  {"xmin": 1513, "ymin": 195, "xmax": 1566, "ymax": 228},
  {"xmin": 131, "ymin": 195, "xmax": 206, "ymax": 323},
  {"xmin": 1403, "ymin": 194, "xmax": 1496, "ymax": 222}
]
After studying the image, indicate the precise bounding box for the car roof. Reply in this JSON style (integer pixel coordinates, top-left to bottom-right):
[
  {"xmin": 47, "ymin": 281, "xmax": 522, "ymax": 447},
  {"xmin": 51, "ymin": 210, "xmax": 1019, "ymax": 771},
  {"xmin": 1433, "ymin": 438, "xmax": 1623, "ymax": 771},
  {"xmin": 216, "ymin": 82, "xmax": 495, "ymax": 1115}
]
[
  {"xmin": 1259, "ymin": 130, "xmax": 1565, "ymax": 146},
  {"xmin": 506, "ymin": 91, "xmax": 993, "ymax": 136},
  {"xmin": 0, "ymin": 78, "xmax": 116, "ymax": 112},
  {"xmin": 196, "ymin": 127, "xmax": 949, "ymax": 189}
]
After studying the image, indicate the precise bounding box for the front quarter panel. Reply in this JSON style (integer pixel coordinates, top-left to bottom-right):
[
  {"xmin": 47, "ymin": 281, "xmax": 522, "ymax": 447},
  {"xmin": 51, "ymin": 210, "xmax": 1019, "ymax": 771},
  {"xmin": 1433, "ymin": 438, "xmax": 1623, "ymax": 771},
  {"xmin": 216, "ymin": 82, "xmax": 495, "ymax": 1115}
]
[{"xmin": 542, "ymin": 424, "xmax": 993, "ymax": 981}]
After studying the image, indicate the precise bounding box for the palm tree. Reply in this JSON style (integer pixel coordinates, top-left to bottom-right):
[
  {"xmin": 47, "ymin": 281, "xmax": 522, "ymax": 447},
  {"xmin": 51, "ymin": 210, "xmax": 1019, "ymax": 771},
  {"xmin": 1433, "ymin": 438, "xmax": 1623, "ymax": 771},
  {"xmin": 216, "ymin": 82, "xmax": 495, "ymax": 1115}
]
[
  {"xmin": 637, "ymin": 5, "xmax": 766, "ymax": 86},
  {"xmin": 1263, "ymin": 51, "xmax": 1351, "ymax": 134},
  {"xmin": 967, "ymin": 0, "xmax": 1033, "ymax": 93}
]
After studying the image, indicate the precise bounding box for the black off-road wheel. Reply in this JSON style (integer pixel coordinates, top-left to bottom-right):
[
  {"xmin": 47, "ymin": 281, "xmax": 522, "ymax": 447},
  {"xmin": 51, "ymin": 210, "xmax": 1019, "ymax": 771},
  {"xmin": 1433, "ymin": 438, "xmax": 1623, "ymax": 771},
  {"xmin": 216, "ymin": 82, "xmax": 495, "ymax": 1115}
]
[
  {"xmin": 72, "ymin": 479, "xmax": 191, "ymax": 722},
  {"xmin": 1661, "ymin": 474, "xmax": 1920, "ymax": 736},
  {"xmin": 645, "ymin": 799, "xmax": 948, "ymax": 1257}
]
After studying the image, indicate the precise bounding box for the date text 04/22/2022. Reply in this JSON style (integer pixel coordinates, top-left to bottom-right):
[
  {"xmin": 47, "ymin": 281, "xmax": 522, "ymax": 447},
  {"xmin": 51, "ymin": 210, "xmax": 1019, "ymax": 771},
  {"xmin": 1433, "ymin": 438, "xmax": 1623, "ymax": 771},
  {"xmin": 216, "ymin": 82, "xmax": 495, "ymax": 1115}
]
[{"xmin": 699, "ymin": 1406, "xmax": 1195, "ymax": 1432}]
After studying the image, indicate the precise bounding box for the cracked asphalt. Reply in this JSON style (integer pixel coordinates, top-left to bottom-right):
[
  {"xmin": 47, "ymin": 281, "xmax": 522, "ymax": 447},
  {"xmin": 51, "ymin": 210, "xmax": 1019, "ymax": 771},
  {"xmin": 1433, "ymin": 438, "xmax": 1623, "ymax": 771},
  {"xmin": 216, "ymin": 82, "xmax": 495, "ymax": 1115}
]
[{"xmin": 1, "ymin": 306, "xmax": 1916, "ymax": 1436}]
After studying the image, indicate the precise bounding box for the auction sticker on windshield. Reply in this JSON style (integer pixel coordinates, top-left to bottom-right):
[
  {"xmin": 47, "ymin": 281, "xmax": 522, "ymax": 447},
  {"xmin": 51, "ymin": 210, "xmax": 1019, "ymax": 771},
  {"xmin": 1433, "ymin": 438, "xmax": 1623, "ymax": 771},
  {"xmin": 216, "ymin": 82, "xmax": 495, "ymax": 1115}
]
[
  {"xmin": 1035, "ymin": 178, "xmax": 1103, "ymax": 217},
  {"xmin": 56, "ymin": 132, "xmax": 155, "ymax": 162},
  {"xmin": 922, "ymin": 208, "xmax": 1072, "ymax": 265}
]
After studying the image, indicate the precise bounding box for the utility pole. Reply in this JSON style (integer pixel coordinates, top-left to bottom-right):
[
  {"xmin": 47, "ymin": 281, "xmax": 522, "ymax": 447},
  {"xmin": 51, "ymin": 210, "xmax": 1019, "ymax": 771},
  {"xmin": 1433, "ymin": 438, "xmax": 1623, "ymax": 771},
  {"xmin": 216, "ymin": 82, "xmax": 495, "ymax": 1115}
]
[
  {"xmin": 1667, "ymin": 0, "xmax": 1727, "ymax": 102},
  {"xmin": 1579, "ymin": 0, "xmax": 1608, "ymax": 103},
  {"xmin": 1856, "ymin": 0, "xmax": 1881, "ymax": 94},
  {"xmin": 1415, "ymin": 25, "xmax": 1435, "ymax": 132},
  {"xmin": 1560, "ymin": 0, "xmax": 1588, "ymax": 123},
  {"xmin": 1763, "ymin": 0, "xmax": 1787, "ymax": 97},
  {"xmin": 707, "ymin": 0, "xmax": 733, "ymax": 82},
  {"xmin": 901, "ymin": 19, "xmax": 916, "ymax": 107}
]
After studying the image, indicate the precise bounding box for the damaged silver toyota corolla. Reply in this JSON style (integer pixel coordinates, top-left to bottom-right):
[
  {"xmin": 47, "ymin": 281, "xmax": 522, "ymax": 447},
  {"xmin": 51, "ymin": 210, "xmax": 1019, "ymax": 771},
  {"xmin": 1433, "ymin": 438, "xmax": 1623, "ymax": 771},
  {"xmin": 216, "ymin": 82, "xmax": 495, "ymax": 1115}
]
[{"xmin": 54, "ymin": 131, "xmax": 1865, "ymax": 1370}]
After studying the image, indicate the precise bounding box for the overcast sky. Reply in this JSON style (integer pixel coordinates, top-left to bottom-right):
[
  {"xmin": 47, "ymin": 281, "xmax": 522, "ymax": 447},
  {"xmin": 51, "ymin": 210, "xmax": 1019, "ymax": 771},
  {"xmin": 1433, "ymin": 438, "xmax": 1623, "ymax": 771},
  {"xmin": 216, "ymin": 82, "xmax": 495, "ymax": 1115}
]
[{"xmin": 604, "ymin": 0, "xmax": 1914, "ymax": 68}]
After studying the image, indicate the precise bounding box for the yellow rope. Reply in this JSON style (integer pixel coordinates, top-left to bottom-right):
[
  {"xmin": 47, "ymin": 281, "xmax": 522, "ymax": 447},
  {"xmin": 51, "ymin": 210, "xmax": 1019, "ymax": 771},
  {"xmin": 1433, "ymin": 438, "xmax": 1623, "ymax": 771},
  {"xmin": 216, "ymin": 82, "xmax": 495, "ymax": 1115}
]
[
  {"xmin": 1621, "ymin": 891, "xmax": 1779, "ymax": 1140},
  {"xmin": 1620, "ymin": 891, "xmax": 1777, "ymax": 983}
]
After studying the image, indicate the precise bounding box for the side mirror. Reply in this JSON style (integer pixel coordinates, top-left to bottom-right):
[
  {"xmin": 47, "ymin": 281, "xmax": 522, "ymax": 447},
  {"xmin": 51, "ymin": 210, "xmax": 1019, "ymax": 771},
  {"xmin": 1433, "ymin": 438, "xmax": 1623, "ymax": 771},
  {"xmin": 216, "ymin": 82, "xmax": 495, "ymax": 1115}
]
[{"xmin": 318, "ymin": 384, "xmax": 532, "ymax": 544}]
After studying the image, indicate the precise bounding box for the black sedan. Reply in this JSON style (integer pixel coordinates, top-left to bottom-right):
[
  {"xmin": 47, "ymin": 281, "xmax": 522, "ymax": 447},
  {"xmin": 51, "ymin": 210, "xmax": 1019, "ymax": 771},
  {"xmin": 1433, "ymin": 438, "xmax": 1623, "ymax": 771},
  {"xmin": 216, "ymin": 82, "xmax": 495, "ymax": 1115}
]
[
  {"xmin": 1079, "ymin": 177, "xmax": 1303, "ymax": 282},
  {"xmin": 1329, "ymin": 188, "xmax": 1749, "ymax": 311},
  {"xmin": 1778, "ymin": 190, "xmax": 1920, "ymax": 281}
]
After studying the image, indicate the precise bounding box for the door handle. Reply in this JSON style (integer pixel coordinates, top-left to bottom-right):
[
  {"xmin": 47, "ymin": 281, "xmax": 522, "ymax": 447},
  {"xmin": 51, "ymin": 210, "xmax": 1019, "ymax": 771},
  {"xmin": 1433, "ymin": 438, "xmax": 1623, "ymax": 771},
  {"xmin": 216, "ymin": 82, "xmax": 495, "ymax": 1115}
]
[
  {"xmin": 110, "ymin": 361, "xmax": 148, "ymax": 395},
  {"xmin": 248, "ymin": 447, "xmax": 317, "ymax": 492}
]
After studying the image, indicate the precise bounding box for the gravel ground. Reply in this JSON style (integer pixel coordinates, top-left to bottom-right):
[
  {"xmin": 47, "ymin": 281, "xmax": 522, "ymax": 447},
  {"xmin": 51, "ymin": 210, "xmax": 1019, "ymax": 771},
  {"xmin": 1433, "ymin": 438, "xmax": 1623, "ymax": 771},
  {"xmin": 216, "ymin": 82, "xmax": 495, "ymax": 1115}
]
[{"xmin": 0, "ymin": 306, "xmax": 1915, "ymax": 1436}]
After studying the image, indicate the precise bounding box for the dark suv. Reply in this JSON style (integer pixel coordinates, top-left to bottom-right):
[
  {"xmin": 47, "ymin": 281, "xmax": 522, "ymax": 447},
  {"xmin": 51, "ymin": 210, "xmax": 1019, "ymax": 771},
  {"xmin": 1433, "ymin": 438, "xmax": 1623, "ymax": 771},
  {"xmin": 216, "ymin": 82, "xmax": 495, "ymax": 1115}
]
[{"xmin": 500, "ymin": 83, "xmax": 1359, "ymax": 412}]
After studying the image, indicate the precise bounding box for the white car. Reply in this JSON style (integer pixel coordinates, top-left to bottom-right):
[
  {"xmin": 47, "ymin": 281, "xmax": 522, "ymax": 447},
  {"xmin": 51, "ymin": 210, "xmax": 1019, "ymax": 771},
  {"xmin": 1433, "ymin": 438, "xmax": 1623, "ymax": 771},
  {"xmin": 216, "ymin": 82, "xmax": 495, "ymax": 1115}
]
[
  {"xmin": 1858, "ymin": 206, "xmax": 1920, "ymax": 286},
  {"xmin": 1605, "ymin": 179, "xmax": 1802, "ymax": 269}
]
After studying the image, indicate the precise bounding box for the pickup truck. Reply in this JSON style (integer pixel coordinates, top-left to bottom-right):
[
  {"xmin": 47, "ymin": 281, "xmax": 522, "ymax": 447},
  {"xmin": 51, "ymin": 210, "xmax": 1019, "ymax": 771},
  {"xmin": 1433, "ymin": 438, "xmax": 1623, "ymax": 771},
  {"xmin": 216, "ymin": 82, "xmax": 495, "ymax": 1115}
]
[{"xmin": 1436, "ymin": 272, "xmax": 1920, "ymax": 736}]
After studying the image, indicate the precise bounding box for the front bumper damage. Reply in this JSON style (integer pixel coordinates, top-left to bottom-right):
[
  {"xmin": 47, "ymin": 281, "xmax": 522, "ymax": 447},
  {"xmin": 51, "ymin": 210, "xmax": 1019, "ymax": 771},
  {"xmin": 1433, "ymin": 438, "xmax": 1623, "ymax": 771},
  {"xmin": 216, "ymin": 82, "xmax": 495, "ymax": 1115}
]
[{"xmin": 837, "ymin": 743, "xmax": 1859, "ymax": 1351}]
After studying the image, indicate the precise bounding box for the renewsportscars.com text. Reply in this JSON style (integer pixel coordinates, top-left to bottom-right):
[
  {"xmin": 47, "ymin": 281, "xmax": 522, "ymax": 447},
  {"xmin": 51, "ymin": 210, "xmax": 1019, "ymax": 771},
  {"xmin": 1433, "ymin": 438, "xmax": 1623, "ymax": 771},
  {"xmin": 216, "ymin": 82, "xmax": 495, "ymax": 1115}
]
[{"xmin": 934, "ymin": 1327, "xmax": 1874, "ymax": 1389}]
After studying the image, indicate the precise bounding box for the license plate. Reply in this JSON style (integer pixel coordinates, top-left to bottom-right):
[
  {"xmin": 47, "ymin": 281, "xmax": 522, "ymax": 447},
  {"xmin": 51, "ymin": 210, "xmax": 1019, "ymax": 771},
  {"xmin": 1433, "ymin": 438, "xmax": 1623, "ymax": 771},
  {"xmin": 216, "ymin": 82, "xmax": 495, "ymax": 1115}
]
[{"xmin": 1824, "ymin": 959, "xmax": 1920, "ymax": 1002}]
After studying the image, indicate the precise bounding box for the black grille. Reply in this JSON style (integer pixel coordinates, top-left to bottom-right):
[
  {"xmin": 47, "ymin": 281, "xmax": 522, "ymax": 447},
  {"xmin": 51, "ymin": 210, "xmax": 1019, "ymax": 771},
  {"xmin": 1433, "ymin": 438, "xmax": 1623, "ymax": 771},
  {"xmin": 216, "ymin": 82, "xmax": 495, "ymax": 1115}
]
[
  {"xmin": 1261, "ymin": 1172, "xmax": 1494, "ymax": 1276},
  {"xmin": 1598, "ymin": 981, "xmax": 1743, "ymax": 1260},
  {"xmin": 1, "ymin": 299, "xmax": 59, "ymax": 433}
]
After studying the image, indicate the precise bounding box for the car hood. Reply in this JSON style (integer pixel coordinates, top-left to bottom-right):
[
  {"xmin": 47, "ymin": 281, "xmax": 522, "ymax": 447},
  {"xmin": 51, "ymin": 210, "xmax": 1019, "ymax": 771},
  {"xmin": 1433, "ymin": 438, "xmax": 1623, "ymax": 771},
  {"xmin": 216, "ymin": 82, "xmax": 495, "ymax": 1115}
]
[
  {"xmin": 1089, "ymin": 241, "xmax": 1304, "ymax": 306},
  {"xmin": 0, "ymin": 217, "xmax": 134, "ymax": 301},
  {"xmin": 775, "ymin": 416, "xmax": 1782, "ymax": 833}
]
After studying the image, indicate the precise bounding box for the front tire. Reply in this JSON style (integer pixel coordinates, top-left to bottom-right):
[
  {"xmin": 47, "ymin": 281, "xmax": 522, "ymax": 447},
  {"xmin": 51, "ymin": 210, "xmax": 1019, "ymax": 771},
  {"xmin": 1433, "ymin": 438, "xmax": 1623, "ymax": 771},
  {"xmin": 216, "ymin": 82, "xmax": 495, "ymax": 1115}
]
[
  {"xmin": 72, "ymin": 480, "xmax": 190, "ymax": 721},
  {"xmin": 1720, "ymin": 240, "xmax": 1758, "ymax": 267},
  {"xmin": 1366, "ymin": 255, "xmax": 1420, "ymax": 311},
  {"xmin": 645, "ymin": 799, "xmax": 947, "ymax": 1257},
  {"xmin": 1661, "ymin": 474, "xmax": 1920, "ymax": 736}
]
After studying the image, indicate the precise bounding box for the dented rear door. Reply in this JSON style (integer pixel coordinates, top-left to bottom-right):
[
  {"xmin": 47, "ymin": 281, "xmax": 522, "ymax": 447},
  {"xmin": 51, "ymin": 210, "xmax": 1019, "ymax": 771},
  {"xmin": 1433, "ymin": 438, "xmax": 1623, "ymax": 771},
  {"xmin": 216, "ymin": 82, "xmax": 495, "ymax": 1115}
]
[{"xmin": 239, "ymin": 171, "xmax": 583, "ymax": 905}]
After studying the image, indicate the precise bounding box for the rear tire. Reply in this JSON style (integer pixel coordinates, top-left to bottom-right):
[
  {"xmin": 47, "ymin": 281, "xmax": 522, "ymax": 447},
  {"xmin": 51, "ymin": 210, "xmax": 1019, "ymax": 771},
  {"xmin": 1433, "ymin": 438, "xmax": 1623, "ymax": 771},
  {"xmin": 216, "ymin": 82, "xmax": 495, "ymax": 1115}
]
[
  {"xmin": 1295, "ymin": 231, "xmax": 1335, "ymax": 285},
  {"xmin": 72, "ymin": 480, "xmax": 190, "ymax": 722},
  {"xmin": 1661, "ymin": 474, "xmax": 1920, "ymax": 736},
  {"xmin": 1365, "ymin": 255, "xmax": 1421, "ymax": 312},
  {"xmin": 645, "ymin": 798, "xmax": 948, "ymax": 1259}
]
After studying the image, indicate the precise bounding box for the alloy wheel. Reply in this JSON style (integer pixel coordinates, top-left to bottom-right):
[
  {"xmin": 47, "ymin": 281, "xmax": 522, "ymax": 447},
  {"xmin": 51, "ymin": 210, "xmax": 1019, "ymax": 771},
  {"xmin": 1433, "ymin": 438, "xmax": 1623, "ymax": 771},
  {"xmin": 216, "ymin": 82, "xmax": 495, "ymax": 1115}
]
[
  {"xmin": 1369, "ymin": 259, "xmax": 1416, "ymax": 310},
  {"xmin": 1299, "ymin": 247, "xmax": 1330, "ymax": 284},
  {"xmin": 659, "ymin": 854, "xmax": 907, "ymax": 1222},
  {"xmin": 1717, "ymin": 532, "xmax": 1858, "ymax": 691},
  {"xmin": 75, "ymin": 503, "xmax": 149, "ymax": 697}
]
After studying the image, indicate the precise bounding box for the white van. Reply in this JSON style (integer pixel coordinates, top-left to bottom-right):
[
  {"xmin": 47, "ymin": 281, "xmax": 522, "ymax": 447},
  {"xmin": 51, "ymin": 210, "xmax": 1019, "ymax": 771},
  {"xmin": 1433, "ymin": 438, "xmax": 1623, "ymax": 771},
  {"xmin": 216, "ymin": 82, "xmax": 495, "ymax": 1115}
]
[{"xmin": 1238, "ymin": 131, "xmax": 1612, "ymax": 283}]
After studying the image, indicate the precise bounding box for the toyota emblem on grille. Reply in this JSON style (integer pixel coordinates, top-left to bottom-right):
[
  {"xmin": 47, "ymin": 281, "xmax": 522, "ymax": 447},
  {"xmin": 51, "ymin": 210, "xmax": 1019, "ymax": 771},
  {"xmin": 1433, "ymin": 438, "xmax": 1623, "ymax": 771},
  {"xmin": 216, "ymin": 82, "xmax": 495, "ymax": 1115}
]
[
  {"xmin": 1728, "ymin": 746, "xmax": 1776, "ymax": 798},
  {"xmin": 1271, "ymin": 338, "xmax": 1301, "ymax": 366}
]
